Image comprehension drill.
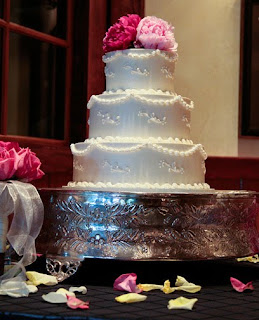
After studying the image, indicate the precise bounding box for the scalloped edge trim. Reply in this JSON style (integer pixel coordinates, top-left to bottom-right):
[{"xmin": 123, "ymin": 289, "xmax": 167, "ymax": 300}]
[
  {"xmin": 104, "ymin": 89, "xmax": 174, "ymax": 95},
  {"xmin": 87, "ymin": 93, "xmax": 194, "ymax": 110},
  {"xmin": 71, "ymin": 141, "xmax": 207, "ymax": 159},
  {"xmin": 103, "ymin": 49, "xmax": 178, "ymax": 64},
  {"xmin": 67, "ymin": 181, "xmax": 211, "ymax": 191},
  {"xmin": 85, "ymin": 137, "xmax": 193, "ymax": 144}
]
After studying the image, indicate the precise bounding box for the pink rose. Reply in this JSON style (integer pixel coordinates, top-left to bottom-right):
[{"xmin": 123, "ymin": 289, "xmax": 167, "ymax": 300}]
[
  {"xmin": 0, "ymin": 141, "xmax": 44, "ymax": 182},
  {"xmin": 135, "ymin": 16, "xmax": 178, "ymax": 52},
  {"xmin": 16, "ymin": 148, "xmax": 44, "ymax": 182},
  {"xmin": 103, "ymin": 14, "xmax": 141, "ymax": 53},
  {"xmin": 0, "ymin": 141, "xmax": 21, "ymax": 152},
  {"xmin": 0, "ymin": 147, "xmax": 19, "ymax": 180}
]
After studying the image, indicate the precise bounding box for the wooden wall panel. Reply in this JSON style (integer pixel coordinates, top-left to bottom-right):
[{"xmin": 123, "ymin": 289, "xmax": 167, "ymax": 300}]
[{"xmin": 206, "ymin": 156, "xmax": 259, "ymax": 191}]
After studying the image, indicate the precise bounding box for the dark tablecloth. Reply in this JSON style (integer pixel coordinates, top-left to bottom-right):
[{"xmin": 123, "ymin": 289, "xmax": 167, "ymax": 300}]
[{"xmin": 0, "ymin": 257, "xmax": 259, "ymax": 320}]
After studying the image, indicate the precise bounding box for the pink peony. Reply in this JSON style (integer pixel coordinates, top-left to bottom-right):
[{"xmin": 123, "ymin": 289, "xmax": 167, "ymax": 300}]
[
  {"xmin": 0, "ymin": 141, "xmax": 44, "ymax": 182},
  {"xmin": 103, "ymin": 14, "xmax": 141, "ymax": 53},
  {"xmin": 135, "ymin": 16, "xmax": 178, "ymax": 52}
]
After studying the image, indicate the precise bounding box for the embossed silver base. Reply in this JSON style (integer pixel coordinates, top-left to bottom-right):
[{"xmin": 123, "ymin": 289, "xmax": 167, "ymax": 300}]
[{"xmin": 36, "ymin": 189, "xmax": 259, "ymax": 264}]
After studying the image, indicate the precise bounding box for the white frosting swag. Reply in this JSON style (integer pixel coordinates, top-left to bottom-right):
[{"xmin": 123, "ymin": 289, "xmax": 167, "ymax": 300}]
[{"xmin": 0, "ymin": 180, "xmax": 44, "ymax": 281}]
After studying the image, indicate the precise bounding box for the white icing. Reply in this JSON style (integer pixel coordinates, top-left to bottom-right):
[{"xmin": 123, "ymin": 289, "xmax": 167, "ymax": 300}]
[
  {"xmin": 67, "ymin": 181, "xmax": 211, "ymax": 193},
  {"xmin": 103, "ymin": 49, "xmax": 177, "ymax": 92},
  {"xmin": 123, "ymin": 64, "xmax": 149, "ymax": 76},
  {"xmin": 102, "ymin": 160, "xmax": 130, "ymax": 174},
  {"xmin": 88, "ymin": 93, "xmax": 193, "ymax": 110},
  {"xmin": 138, "ymin": 110, "xmax": 167, "ymax": 125},
  {"xmin": 159, "ymin": 160, "xmax": 184, "ymax": 174},
  {"xmin": 88, "ymin": 93, "xmax": 192, "ymax": 140},
  {"xmin": 97, "ymin": 111, "xmax": 120, "ymax": 125},
  {"xmin": 86, "ymin": 137, "xmax": 193, "ymax": 144},
  {"xmin": 102, "ymin": 49, "xmax": 178, "ymax": 64},
  {"xmin": 69, "ymin": 48, "xmax": 210, "ymax": 193},
  {"xmin": 71, "ymin": 141, "xmax": 206, "ymax": 159}
]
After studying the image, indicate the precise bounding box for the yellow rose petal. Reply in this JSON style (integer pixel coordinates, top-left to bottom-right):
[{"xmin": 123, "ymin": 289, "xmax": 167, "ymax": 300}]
[
  {"xmin": 137, "ymin": 283, "xmax": 163, "ymax": 292},
  {"xmin": 26, "ymin": 271, "xmax": 58, "ymax": 286},
  {"xmin": 237, "ymin": 255, "xmax": 259, "ymax": 263},
  {"xmin": 175, "ymin": 276, "xmax": 189, "ymax": 287},
  {"xmin": 168, "ymin": 296, "xmax": 198, "ymax": 310},
  {"xmin": 175, "ymin": 276, "xmax": 201, "ymax": 293},
  {"xmin": 162, "ymin": 280, "xmax": 176, "ymax": 294},
  {"xmin": 115, "ymin": 293, "xmax": 147, "ymax": 303},
  {"xmin": 26, "ymin": 284, "xmax": 38, "ymax": 293},
  {"xmin": 175, "ymin": 285, "xmax": 201, "ymax": 293},
  {"xmin": 56, "ymin": 288, "xmax": 75, "ymax": 297}
]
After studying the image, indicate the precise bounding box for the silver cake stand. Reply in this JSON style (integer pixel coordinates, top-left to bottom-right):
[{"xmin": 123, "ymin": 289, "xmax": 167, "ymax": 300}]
[{"xmin": 36, "ymin": 188, "xmax": 259, "ymax": 281}]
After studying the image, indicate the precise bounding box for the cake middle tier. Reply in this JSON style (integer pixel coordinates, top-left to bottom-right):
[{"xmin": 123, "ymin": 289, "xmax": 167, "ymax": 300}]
[
  {"xmin": 71, "ymin": 139, "xmax": 207, "ymax": 190},
  {"xmin": 88, "ymin": 91, "xmax": 193, "ymax": 140}
]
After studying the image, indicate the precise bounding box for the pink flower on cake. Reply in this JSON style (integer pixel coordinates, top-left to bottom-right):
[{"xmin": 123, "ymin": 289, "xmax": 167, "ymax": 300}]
[
  {"xmin": 135, "ymin": 16, "xmax": 178, "ymax": 52},
  {"xmin": 103, "ymin": 14, "xmax": 141, "ymax": 53},
  {"xmin": 0, "ymin": 141, "xmax": 44, "ymax": 182}
]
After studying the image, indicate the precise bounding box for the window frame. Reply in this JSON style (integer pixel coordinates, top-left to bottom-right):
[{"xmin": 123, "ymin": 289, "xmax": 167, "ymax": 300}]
[
  {"xmin": 0, "ymin": 0, "xmax": 73, "ymax": 146},
  {"xmin": 0, "ymin": 0, "xmax": 144, "ymax": 187}
]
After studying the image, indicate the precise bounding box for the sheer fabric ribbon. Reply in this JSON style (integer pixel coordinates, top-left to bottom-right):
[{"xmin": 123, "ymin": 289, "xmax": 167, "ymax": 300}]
[{"xmin": 0, "ymin": 180, "xmax": 44, "ymax": 282}]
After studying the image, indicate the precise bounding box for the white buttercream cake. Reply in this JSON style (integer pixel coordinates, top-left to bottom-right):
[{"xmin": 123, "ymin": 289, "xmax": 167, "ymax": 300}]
[{"xmin": 68, "ymin": 47, "xmax": 210, "ymax": 193}]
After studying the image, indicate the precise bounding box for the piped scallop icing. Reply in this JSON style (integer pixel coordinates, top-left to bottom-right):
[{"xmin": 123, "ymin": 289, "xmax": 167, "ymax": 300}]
[
  {"xmin": 87, "ymin": 92, "xmax": 193, "ymax": 140},
  {"xmin": 103, "ymin": 49, "xmax": 177, "ymax": 92}
]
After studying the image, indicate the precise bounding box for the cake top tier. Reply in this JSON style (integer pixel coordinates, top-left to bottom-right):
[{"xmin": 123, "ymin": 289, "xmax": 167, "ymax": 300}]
[
  {"xmin": 102, "ymin": 15, "xmax": 178, "ymax": 92},
  {"xmin": 103, "ymin": 49, "xmax": 177, "ymax": 92}
]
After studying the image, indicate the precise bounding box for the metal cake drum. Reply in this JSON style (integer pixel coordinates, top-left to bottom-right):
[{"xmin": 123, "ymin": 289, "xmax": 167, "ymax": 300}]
[{"xmin": 37, "ymin": 189, "xmax": 259, "ymax": 262}]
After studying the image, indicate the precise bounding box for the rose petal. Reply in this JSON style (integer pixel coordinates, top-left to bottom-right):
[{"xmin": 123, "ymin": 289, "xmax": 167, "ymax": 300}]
[
  {"xmin": 26, "ymin": 271, "xmax": 58, "ymax": 286},
  {"xmin": 26, "ymin": 285, "xmax": 38, "ymax": 293},
  {"xmin": 237, "ymin": 255, "xmax": 259, "ymax": 263},
  {"xmin": 69, "ymin": 286, "xmax": 87, "ymax": 294},
  {"xmin": 175, "ymin": 285, "xmax": 201, "ymax": 293},
  {"xmin": 56, "ymin": 288, "xmax": 75, "ymax": 297},
  {"xmin": 230, "ymin": 277, "xmax": 254, "ymax": 292},
  {"xmin": 168, "ymin": 296, "xmax": 198, "ymax": 310},
  {"xmin": 42, "ymin": 292, "xmax": 67, "ymax": 303},
  {"xmin": 175, "ymin": 275, "xmax": 189, "ymax": 287},
  {"xmin": 175, "ymin": 276, "xmax": 201, "ymax": 293},
  {"xmin": 137, "ymin": 283, "xmax": 163, "ymax": 292},
  {"xmin": 0, "ymin": 281, "xmax": 30, "ymax": 298},
  {"xmin": 113, "ymin": 273, "xmax": 141, "ymax": 293},
  {"xmin": 66, "ymin": 295, "xmax": 89, "ymax": 309},
  {"xmin": 115, "ymin": 293, "xmax": 147, "ymax": 303},
  {"xmin": 162, "ymin": 280, "xmax": 176, "ymax": 294}
]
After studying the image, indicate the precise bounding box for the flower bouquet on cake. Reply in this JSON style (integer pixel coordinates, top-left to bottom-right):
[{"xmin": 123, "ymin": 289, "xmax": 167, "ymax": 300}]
[{"xmin": 0, "ymin": 141, "xmax": 44, "ymax": 283}]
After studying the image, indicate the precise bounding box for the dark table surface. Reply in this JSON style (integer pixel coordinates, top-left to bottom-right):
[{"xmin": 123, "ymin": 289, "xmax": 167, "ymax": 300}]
[{"xmin": 0, "ymin": 257, "xmax": 259, "ymax": 320}]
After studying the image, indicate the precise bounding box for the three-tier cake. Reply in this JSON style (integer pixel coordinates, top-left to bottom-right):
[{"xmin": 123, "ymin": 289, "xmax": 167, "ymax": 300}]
[{"xmin": 68, "ymin": 15, "xmax": 210, "ymax": 193}]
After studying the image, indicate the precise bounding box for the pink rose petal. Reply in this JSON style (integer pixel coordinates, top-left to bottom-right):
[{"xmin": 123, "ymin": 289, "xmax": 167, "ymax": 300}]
[
  {"xmin": 230, "ymin": 277, "xmax": 254, "ymax": 292},
  {"xmin": 113, "ymin": 273, "xmax": 142, "ymax": 293},
  {"xmin": 66, "ymin": 295, "xmax": 89, "ymax": 309}
]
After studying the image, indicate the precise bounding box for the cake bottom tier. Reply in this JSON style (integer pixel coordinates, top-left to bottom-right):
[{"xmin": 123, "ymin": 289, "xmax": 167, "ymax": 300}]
[{"xmin": 69, "ymin": 140, "xmax": 210, "ymax": 193}]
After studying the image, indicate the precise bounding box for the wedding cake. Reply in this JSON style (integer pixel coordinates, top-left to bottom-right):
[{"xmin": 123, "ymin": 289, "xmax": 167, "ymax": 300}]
[{"xmin": 68, "ymin": 15, "xmax": 210, "ymax": 193}]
